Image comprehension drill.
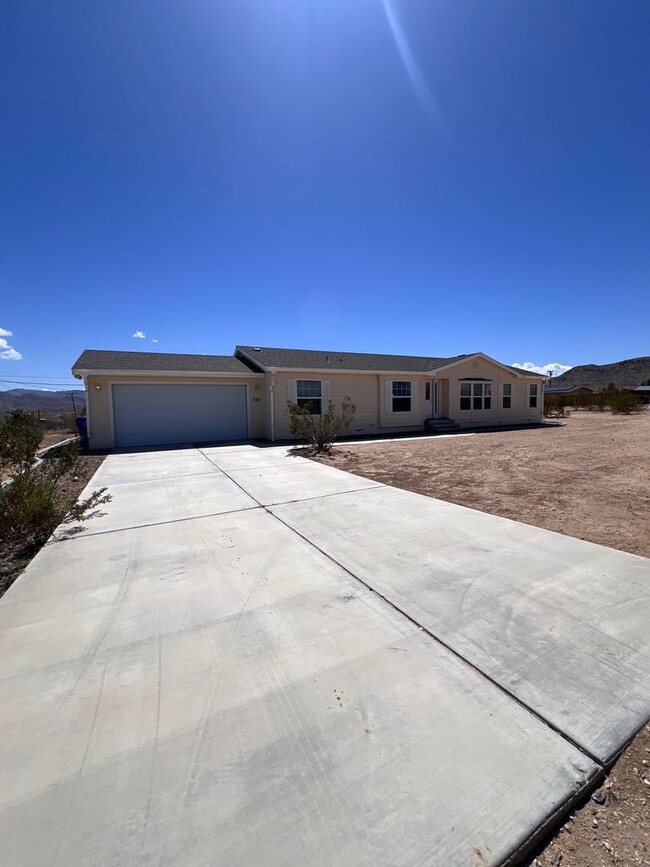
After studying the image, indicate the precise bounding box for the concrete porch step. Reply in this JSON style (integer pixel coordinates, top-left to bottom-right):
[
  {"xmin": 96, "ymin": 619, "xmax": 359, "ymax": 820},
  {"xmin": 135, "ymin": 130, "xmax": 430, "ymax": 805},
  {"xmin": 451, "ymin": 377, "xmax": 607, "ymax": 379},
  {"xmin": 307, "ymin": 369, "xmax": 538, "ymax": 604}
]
[{"xmin": 425, "ymin": 417, "xmax": 462, "ymax": 434}]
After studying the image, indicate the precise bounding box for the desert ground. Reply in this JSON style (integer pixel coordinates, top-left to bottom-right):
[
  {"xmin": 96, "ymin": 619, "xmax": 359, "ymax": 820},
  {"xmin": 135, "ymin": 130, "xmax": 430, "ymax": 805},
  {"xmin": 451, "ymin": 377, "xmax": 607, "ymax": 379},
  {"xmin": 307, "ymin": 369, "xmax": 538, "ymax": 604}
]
[
  {"xmin": 310, "ymin": 409, "xmax": 650, "ymax": 865},
  {"xmin": 314, "ymin": 409, "xmax": 650, "ymax": 559}
]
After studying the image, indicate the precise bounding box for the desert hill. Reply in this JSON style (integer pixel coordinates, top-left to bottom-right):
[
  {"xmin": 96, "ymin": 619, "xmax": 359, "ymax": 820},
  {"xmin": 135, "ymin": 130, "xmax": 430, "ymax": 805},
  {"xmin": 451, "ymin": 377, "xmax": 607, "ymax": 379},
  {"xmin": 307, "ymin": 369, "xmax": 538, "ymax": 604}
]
[
  {"xmin": 550, "ymin": 357, "xmax": 650, "ymax": 391},
  {"xmin": 0, "ymin": 388, "xmax": 86, "ymax": 414}
]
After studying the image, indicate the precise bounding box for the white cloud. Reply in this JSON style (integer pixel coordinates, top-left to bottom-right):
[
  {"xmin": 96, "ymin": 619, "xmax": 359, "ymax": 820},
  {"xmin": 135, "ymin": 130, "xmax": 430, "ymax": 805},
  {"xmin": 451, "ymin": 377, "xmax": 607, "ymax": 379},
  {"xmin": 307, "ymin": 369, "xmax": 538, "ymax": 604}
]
[
  {"xmin": 0, "ymin": 347, "xmax": 22, "ymax": 360},
  {"xmin": 132, "ymin": 330, "xmax": 146, "ymax": 339},
  {"xmin": 512, "ymin": 361, "xmax": 573, "ymax": 377},
  {"xmin": 151, "ymin": 338, "xmax": 159, "ymax": 344},
  {"xmin": 0, "ymin": 329, "xmax": 22, "ymax": 360}
]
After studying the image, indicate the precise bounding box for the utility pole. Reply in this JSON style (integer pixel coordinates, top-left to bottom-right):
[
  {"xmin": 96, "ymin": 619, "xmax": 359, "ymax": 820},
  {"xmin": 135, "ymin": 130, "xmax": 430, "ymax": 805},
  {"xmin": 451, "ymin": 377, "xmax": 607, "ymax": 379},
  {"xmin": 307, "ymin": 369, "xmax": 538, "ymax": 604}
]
[{"xmin": 70, "ymin": 391, "xmax": 78, "ymax": 416}]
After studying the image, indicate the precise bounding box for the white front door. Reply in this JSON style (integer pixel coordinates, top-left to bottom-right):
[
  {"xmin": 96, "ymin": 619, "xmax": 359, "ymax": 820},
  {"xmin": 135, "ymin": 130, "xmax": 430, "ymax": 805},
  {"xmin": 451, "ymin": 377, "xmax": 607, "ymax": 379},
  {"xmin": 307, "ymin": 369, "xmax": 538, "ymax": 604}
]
[
  {"xmin": 425, "ymin": 381, "xmax": 442, "ymax": 418},
  {"xmin": 432, "ymin": 381, "xmax": 442, "ymax": 418}
]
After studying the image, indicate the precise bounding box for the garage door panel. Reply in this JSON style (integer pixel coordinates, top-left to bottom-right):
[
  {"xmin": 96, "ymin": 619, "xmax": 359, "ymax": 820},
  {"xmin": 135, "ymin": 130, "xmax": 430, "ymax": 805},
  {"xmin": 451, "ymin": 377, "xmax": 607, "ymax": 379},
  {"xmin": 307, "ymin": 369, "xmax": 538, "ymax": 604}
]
[{"xmin": 112, "ymin": 384, "xmax": 247, "ymax": 447}]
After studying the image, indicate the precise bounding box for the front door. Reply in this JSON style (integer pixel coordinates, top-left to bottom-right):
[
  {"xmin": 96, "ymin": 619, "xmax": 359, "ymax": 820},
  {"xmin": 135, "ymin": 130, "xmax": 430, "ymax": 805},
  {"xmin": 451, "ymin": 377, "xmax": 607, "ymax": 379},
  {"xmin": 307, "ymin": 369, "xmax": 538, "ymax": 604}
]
[
  {"xmin": 425, "ymin": 381, "xmax": 442, "ymax": 418},
  {"xmin": 432, "ymin": 381, "xmax": 441, "ymax": 418}
]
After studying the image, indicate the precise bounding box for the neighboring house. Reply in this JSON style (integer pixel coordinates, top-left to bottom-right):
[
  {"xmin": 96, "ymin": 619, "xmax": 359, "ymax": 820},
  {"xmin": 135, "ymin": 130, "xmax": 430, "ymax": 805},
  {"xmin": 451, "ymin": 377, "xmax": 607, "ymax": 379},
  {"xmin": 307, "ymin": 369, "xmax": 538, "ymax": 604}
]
[
  {"xmin": 626, "ymin": 385, "xmax": 650, "ymax": 404},
  {"xmin": 71, "ymin": 346, "xmax": 546, "ymax": 449},
  {"xmin": 544, "ymin": 385, "xmax": 594, "ymax": 395}
]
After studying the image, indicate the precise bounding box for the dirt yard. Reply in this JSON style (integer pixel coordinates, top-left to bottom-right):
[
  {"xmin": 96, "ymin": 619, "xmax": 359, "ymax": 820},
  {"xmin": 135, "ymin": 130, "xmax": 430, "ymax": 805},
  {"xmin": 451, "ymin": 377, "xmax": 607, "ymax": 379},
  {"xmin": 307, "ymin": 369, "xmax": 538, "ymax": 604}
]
[
  {"xmin": 311, "ymin": 409, "xmax": 650, "ymax": 865},
  {"xmin": 39, "ymin": 431, "xmax": 77, "ymax": 449},
  {"xmin": 316, "ymin": 410, "xmax": 650, "ymax": 559}
]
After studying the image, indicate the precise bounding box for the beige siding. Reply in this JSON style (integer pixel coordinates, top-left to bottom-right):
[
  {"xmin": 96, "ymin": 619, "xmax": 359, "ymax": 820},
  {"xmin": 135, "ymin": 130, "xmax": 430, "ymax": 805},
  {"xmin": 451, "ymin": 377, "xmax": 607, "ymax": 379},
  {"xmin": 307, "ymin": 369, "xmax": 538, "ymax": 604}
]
[
  {"xmin": 85, "ymin": 374, "xmax": 266, "ymax": 449},
  {"xmin": 83, "ymin": 356, "xmax": 544, "ymax": 448},
  {"xmin": 270, "ymin": 372, "xmax": 432, "ymax": 441},
  {"xmin": 442, "ymin": 358, "xmax": 544, "ymax": 427}
]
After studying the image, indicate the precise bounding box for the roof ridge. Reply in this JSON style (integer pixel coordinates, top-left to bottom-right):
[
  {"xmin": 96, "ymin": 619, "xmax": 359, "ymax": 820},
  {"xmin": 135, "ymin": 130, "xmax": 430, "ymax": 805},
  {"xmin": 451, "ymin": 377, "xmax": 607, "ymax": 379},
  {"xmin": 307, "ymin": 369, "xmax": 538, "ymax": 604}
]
[{"xmin": 237, "ymin": 344, "xmax": 462, "ymax": 361}]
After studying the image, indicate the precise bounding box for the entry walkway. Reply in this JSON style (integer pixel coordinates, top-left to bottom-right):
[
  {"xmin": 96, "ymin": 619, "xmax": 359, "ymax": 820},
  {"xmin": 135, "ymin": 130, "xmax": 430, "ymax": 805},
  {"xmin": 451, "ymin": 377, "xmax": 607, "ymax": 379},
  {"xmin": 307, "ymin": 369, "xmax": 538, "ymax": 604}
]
[{"xmin": 0, "ymin": 443, "xmax": 648, "ymax": 866}]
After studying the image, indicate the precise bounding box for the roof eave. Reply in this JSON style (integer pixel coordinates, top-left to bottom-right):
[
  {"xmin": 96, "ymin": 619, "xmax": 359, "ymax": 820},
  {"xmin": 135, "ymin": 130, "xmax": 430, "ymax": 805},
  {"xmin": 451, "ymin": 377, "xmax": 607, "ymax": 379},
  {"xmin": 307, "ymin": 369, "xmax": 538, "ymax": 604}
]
[{"xmin": 72, "ymin": 368, "xmax": 264, "ymax": 378}]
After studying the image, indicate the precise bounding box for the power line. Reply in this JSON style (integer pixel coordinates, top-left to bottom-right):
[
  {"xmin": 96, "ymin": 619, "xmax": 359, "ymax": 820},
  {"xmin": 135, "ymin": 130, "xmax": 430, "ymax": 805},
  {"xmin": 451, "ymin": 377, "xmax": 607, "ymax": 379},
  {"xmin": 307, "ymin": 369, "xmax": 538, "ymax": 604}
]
[
  {"xmin": 0, "ymin": 373, "xmax": 80, "ymax": 379},
  {"xmin": 0, "ymin": 384, "xmax": 82, "ymax": 388}
]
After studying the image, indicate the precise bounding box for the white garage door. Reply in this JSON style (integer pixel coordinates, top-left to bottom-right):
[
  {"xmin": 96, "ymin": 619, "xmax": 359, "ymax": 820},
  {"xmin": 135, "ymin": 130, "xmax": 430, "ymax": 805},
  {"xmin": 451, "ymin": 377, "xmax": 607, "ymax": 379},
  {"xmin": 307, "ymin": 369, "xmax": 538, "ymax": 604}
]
[{"xmin": 112, "ymin": 384, "xmax": 247, "ymax": 447}]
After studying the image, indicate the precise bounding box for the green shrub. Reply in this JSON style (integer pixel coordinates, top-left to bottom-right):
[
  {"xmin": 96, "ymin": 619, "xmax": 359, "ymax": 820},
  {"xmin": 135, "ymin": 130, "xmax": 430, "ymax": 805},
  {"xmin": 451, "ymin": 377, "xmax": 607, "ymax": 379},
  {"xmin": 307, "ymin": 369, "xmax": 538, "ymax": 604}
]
[
  {"xmin": 0, "ymin": 415, "xmax": 111, "ymax": 551},
  {"xmin": 544, "ymin": 390, "xmax": 644, "ymax": 415},
  {"xmin": 607, "ymin": 392, "xmax": 644, "ymax": 414},
  {"xmin": 543, "ymin": 395, "xmax": 568, "ymax": 417},
  {"xmin": 0, "ymin": 410, "xmax": 42, "ymax": 474},
  {"xmin": 288, "ymin": 396, "xmax": 356, "ymax": 454}
]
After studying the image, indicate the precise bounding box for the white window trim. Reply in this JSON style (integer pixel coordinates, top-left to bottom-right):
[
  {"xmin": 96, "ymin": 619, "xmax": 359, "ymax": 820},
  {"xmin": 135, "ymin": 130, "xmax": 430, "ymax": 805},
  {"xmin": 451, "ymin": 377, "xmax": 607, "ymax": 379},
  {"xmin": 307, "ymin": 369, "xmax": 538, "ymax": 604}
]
[
  {"xmin": 501, "ymin": 382, "xmax": 514, "ymax": 410},
  {"xmin": 527, "ymin": 382, "xmax": 539, "ymax": 409},
  {"xmin": 459, "ymin": 380, "xmax": 492, "ymax": 411},
  {"xmin": 287, "ymin": 379, "xmax": 330, "ymax": 415},
  {"xmin": 385, "ymin": 380, "xmax": 419, "ymax": 414}
]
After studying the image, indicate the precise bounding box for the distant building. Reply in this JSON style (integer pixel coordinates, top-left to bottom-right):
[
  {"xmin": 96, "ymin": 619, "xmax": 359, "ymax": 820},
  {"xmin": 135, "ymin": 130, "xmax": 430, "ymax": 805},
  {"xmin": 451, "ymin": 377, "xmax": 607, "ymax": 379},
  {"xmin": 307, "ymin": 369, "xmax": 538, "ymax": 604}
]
[
  {"xmin": 626, "ymin": 385, "xmax": 650, "ymax": 404},
  {"xmin": 544, "ymin": 385, "xmax": 594, "ymax": 395}
]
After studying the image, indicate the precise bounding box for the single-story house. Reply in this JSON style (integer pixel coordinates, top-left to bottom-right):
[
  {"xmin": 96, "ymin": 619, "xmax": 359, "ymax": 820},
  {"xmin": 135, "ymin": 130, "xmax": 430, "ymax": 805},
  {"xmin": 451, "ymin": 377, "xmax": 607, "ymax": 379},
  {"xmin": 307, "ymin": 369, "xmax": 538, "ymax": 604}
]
[
  {"xmin": 71, "ymin": 345, "xmax": 547, "ymax": 450},
  {"xmin": 544, "ymin": 385, "xmax": 594, "ymax": 395}
]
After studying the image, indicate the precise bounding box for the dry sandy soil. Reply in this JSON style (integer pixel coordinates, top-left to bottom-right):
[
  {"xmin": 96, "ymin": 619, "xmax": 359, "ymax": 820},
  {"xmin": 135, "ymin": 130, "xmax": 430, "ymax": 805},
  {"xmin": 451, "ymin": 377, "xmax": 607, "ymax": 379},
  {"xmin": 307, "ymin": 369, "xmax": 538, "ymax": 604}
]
[
  {"xmin": 311, "ymin": 409, "xmax": 650, "ymax": 865},
  {"xmin": 39, "ymin": 431, "xmax": 77, "ymax": 449},
  {"xmin": 316, "ymin": 410, "xmax": 650, "ymax": 559}
]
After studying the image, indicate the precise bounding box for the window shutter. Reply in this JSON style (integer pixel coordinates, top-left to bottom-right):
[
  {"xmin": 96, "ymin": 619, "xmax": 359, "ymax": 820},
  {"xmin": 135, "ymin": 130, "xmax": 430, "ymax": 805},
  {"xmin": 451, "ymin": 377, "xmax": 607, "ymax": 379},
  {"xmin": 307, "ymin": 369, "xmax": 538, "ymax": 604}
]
[
  {"xmin": 410, "ymin": 381, "xmax": 419, "ymax": 413},
  {"xmin": 321, "ymin": 380, "xmax": 330, "ymax": 406},
  {"xmin": 287, "ymin": 379, "xmax": 297, "ymax": 403},
  {"xmin": 385, "ymin": 380, "xmax": 393, "ymax": 412}
]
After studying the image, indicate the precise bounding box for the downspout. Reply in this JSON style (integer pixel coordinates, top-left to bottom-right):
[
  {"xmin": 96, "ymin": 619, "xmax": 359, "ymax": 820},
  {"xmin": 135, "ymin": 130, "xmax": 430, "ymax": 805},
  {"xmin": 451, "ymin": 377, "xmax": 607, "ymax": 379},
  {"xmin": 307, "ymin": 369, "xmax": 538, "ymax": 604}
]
[{"xmin": 269, "ymin": 373, "xmax": 275, "ymax": 442}]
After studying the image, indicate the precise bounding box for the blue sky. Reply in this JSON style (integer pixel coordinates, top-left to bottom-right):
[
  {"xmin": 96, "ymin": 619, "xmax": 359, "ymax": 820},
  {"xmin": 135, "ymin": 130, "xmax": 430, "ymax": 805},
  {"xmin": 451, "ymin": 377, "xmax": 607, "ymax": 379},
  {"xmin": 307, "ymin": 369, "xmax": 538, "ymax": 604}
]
[{"xmin": 1, "ymin": 0, "xmax": 648, "ymax": 390}]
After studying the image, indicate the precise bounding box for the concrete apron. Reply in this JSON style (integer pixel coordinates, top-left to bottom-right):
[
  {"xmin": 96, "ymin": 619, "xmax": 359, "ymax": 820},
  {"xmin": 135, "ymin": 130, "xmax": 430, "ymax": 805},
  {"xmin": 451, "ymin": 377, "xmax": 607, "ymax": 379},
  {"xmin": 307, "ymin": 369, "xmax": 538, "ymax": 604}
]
[{"xmin": 0, "ymin": 444, "xmax": 645, "ymax": 866}]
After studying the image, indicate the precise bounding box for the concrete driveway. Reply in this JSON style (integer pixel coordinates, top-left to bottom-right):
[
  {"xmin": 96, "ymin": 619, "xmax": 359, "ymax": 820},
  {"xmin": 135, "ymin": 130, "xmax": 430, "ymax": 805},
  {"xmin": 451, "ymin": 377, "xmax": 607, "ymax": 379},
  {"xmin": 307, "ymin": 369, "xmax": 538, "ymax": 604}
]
[{"xmin": 1, "ymin": 443, "xmax": 649, "ymax": 867}]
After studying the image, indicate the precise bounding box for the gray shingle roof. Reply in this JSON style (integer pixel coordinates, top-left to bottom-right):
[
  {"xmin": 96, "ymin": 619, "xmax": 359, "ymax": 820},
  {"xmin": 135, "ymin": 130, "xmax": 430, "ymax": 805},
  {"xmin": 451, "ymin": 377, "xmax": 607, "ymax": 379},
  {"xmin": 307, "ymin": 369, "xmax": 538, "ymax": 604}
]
[
  {"xmin": 236, "ymin": 345, "xmax": 469, "ymax": 373},
  {"xmin": 235, "ymin": 346, "xmax": 545, "ymax": 377},
  {"xmin": 72, "ymin": 349, "xmax": 261, "ymax": 375},
  {"xmin": 72, "ymin": 346, "xmax": 546, "ymax": 378}
]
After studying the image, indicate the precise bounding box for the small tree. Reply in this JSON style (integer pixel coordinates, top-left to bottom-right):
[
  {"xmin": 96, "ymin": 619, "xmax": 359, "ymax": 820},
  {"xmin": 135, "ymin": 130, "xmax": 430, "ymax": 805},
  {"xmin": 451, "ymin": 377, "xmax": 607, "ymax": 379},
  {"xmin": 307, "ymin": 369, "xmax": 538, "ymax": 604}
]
[
  {"xmin": 288, "ymin": 396, "xmax": 356, "ymax": 454},
  {"xmin": 0, "ymin": 411, "xmax": 111, "ymax": 549},
  {"xmin": 0, "ymin": 410, "xmax": 42, "ymax": 475}
]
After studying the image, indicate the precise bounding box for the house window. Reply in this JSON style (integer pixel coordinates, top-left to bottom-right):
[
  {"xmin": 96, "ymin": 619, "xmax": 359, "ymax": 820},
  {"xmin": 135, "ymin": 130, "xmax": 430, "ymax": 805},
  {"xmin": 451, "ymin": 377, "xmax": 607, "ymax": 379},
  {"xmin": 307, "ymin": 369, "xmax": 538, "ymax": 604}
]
[
  {"xmin": 296, "ymin": 380, "xmax": 322, "ymax": 415},
  {"xmin": 528, "ymin": 383, "xmax": 538, "ymax": 409},
  {"xmin": 425, "ymin": 382, "xmax": 431, "ymax": 401},
  {"xmin": 392, "ymin": 381, "xmax": 412, "ymax": 412},
  {"xmin": 460, "ymin": 381, "xmax": 491, "ymax": 410},
  {"xmin": 502, "ymin": 383, "xmax": 512, "ymax": 409}
]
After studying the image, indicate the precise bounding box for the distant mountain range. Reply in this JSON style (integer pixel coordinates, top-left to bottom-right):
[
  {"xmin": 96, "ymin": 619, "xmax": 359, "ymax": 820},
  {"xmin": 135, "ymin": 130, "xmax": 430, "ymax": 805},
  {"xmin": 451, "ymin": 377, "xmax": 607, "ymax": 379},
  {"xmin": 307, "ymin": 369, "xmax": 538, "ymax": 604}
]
[
  {"xmin": 550, "ymin": 357, "xmax": 650, "ymax": 391},
  {"xmin": 0, "ymin": 388, "xmax": 86, "ymax": 414}
]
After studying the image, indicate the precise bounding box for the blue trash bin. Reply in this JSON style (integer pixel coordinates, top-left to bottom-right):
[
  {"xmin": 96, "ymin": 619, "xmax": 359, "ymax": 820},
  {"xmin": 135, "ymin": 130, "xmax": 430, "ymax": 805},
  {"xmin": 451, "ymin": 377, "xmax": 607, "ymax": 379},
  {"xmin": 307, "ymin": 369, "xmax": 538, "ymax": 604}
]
[{"xmin": 75, "ymin": 417, "xmax": 89, "ymax": 451}]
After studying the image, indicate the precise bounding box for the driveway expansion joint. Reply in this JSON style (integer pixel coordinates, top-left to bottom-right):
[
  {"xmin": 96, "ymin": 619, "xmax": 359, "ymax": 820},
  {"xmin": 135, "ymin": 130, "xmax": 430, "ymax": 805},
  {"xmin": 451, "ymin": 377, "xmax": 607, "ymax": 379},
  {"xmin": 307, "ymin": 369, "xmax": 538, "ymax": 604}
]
[
  {"xmin": 197, "ymin": 448, "xmax": 605, "ymax": 771},
  {"xmin": 55, "ymin": 503, "xmax": 262, "ymax": 541}
]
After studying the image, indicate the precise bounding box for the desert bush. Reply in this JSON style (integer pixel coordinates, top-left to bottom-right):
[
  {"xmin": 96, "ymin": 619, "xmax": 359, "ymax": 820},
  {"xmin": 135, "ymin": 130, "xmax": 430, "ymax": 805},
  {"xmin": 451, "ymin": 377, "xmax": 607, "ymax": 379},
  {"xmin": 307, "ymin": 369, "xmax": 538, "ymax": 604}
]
[
  {"xmin": 607, "ymin": 392, "xmax": 644, "ymax": 414},
  {"xmin": 0, "ymin": 413, "xmax": 110, "ymax": 550},
  {"xmin": 543, "ymin": 395, "xmax": 568, "ymax": 417},
  {"xmin": 0, "ymin": 410, "xmax": 42, "ymax": 474},
  {"xmin": 288, "ymin": 396, "xmax": 356, "ymax": 454},
  {"xmin": 546, "ymin": 391, "xmax": 644, "ymax": 414}
]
